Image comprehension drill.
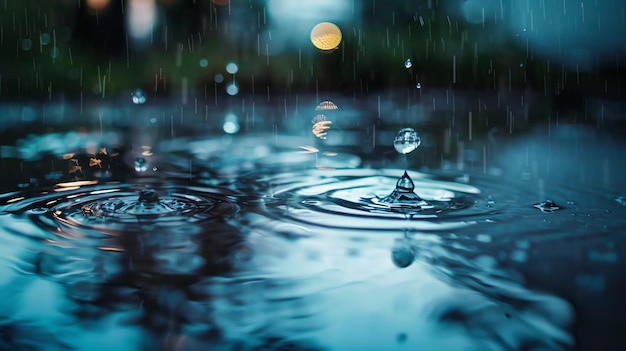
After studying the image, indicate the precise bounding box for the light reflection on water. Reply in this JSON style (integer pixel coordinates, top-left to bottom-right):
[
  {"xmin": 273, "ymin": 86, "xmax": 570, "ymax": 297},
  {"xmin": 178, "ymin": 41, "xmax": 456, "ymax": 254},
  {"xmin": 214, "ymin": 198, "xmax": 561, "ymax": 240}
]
[{"xmin": 0, "ymin": 96, "xmax": 625, "ymax": 350}]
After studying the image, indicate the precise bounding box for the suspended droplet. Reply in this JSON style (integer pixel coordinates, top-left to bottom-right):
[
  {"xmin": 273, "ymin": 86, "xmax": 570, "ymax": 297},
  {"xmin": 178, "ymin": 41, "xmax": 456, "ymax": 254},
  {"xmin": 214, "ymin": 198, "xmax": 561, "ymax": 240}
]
[
  {"xmin": 404, "ymin": 58, "xmax": 412, "ymax": 69},
  {"xmin": 214, "ymin": 74, "xmax": 224, "ymax": 83},
  {"xmin": 393, "ymin": 128, "xmax": 421, "ymax": 155},
  {"xmin": 134, "ymin": 157, "xmax": 148, "ymax": 172},
  {"xmin": 226, "ymin": 82, "xmax": 239, "ymax": 96},
  {"xmin": 226, "ymin": 62, "xmax": 239, "ymax": 74},
  {"xmin": 391, "ymin": 247, "xmax": 415, "ymax": 268},
  {"xmin": 416, "ymin": 82, "xmax": 422, "ymax": 89},
  {"xmin": 312, "ymin": 114, "xmax": 332, "ymax": 139},
  {"xmin": 131, "ymin": 89, "xmax": 147, "ymax": 104},
  {"xmin": 199, "ymin": 58, "xmax": 209, "ymax": 67}
]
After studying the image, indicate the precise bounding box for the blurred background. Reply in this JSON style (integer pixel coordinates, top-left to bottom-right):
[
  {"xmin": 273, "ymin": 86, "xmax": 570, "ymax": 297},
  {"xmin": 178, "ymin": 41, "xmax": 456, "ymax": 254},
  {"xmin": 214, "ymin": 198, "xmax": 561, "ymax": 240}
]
[{"xmin": 0, "ymin": 0, "xmax": 625, "ymax": 101}]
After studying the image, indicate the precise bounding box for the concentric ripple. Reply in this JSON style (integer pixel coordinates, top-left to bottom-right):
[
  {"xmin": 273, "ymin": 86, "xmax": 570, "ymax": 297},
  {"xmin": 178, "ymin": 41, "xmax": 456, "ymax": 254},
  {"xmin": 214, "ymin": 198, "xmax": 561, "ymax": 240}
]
[
  {"xmin": 257, "ymin": 169, "xmax": 498, "ymax": 231},
  {"xmin": 0, "ymin": 182, "xmax": 239, "ymax": 235}
]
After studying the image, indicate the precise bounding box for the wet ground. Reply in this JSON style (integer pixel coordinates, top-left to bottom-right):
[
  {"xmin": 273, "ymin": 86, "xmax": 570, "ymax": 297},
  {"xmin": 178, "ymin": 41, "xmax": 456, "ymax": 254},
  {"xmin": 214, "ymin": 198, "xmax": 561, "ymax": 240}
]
[{"xmin": 0, "ymin": 91, "xmax": 625, "ymax": 350}]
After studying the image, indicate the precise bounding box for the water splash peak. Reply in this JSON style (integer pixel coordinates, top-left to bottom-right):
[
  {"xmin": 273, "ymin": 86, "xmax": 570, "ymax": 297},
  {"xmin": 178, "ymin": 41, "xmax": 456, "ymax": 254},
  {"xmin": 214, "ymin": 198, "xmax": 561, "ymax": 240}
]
[{"xmin": 379, "ymin": 171, "xmax": 428, "ymax": 207}]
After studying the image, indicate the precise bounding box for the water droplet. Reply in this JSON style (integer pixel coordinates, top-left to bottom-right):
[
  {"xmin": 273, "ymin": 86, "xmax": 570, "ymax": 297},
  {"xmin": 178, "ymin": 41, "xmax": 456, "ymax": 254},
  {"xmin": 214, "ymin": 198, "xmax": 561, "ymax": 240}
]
[
  {"xmin": 131, "ymin": 89, "xmax": 147, "ymax": 104},
  {"xmin": 312, "ymin": 114, "xmax": 331, "ymax": 139},
  {"xmin": 533, "ymin": 200, "xmax": 560, "ymax": 213},
  {"xmin": 214, "ymin": 74, "xmax": 224, "ymax": 83},
  {"xmin": 223, "ymin": 120, "xmax": 240, "ymax": 134},
  {"xmin": 225, "ymin": 62, "xmax": 239, "ymax": 74},
  {"xmin": 393, "ymin": 128, "xmax": 421, "ymax": 155},
  {"xmin": 315, "ymin": 100, "xmax": 339, "ymax": 110},
  {"xmin": 416, "ymin": 82, "xmax": 422, "ymax": 89},
  {"xmin": 226, "ymin": 82, "xmax": 239, "ymax": 96},
  {"xmin": 404, "ymin": 58, "xmax": 412, "ymax": 69},
  {"xmin": 199, "ymin": 58, "xmax": 208, "ymax": 67},
  {"xmin": 391, "ymin": 247, "xmax": 415, "ymax": 268},
  {"xmin": 21, "ymin": 38, "xmax": 32, "ymax": 51},
  {"xmin": 614, "ymin": 195, "xmax": 626, "ymax": 206},
  {"xmin": 134, "ymin": 157, "xmax": 148, "ymax": 172},
  {"xmin": 40, "ymin": 33, "xmax": 51, "ymax": 45},
  {"xmin": 152, "ymin": 167, "xmax": 158, "ymax": 172}
]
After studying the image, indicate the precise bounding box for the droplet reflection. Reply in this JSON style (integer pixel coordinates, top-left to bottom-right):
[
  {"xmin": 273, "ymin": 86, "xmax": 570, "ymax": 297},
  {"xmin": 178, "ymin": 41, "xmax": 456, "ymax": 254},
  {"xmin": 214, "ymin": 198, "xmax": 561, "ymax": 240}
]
[{"xmin": 393, "ymin": 128, "xmax": 421, "ymax": 155}]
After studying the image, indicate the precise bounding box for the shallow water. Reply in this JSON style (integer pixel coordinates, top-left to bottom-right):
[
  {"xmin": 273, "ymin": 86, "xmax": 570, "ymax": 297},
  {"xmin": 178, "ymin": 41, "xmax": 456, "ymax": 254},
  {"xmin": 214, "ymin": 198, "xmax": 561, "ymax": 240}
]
[{"xmin": 0, "ymin": 95, "xmax": 625, "ymax": 351}]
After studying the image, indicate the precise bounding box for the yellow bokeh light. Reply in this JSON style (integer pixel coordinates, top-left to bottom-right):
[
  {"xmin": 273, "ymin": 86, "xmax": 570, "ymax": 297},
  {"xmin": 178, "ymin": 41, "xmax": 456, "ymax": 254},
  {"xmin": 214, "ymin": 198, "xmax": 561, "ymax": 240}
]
[{"xmin": 310, "ymin": 22, "xmax": 342, "ymax": 51}]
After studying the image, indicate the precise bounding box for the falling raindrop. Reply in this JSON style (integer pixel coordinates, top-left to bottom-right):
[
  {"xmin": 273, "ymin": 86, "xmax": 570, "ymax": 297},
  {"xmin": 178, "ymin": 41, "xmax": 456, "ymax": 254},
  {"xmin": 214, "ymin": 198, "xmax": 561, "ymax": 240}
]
[
  {"xmin": 134, "ymin": 157, "xmax": 148, "ymax": 172},
  {"xmin": 226, "ymin": 62, "xmax": 239, "ymax": 74},
  {"xmin": 404, "ymin": 58, "xmax": 413, "ymax": 69},
  {"xmin": 391, "ymin": 246, "xmax": 415, "ymax": 268},
  {"xmin": 223, "ymin": 113, "xmax": 240, "ymax": 134},
  {"xmin": 131, "ymin": 89, "xmax": 147, "ymax": 104},
  {"xmin": 40, "ymin": 33, "xmax": 51, "ymax": 46},
  {"xmin": 393, "ymin": 128, "xmax": 421, "ymax": 155},
  {"xmin": 226, "ymin": 82, "xmax": 239, "ymax": 96},
  {"xmin": 378, "ymin": 128, "xmax": 427, "ymax": 208}
]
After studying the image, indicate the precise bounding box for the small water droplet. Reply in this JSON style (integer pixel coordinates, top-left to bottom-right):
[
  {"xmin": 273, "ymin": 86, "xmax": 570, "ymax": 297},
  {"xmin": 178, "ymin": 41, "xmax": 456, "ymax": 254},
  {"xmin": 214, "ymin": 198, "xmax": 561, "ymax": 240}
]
[
  {"xmin": 199, "ymin": 58, "xmax": 208, "ymax": 67},
  {"xmin": 533, "ymin": 200, "xmax": 560, "ymax": 213},
  {"xmin": 312, "ymin": 114, "xmax": 331, "ymax": 139},
  {"xmin": 391, "ymin": 247, "xmax": 415, "ymax": 268},
  {"xmin": 152, "ymin": 167, "xmax": 158, "ymax": 172},
  {"xmin": 134, "ymin": 157, "xmax": 148, "ymax": 172},
  {"xmin": 614, "ymin": 195, "xmax": 626, "ymax": 206},
  {"xmin": 226, "ymin": 62, "xmax": 239, "ymax": 74},
  {"xmin": 214, "ymin": 74, "xmax": 224, "ymax": 83},
  {"xmin": 393, "ymin": 128, "xmax": 421, "ymax": 155},
  {"xmin": 404, "ymin": 58, "xmax": 412, "ymax": 69},
  {"xmin": 416, "ymin": 82, "xmax": 422, "ymax": 89},
  {"xmin": 131, "ymin": 89, "xmax": 147, "ymax": 104},
  {"xmin": 226, "ymin": 82, "xmax": 239, "ymax": 96}
]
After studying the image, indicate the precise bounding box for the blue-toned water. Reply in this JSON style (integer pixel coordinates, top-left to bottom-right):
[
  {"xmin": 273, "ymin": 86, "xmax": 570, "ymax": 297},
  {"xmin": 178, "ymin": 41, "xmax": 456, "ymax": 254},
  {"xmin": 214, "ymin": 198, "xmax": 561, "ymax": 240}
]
[{"xmin": 0, "ymin": 93, "xmax": 625, "ymax": 351}]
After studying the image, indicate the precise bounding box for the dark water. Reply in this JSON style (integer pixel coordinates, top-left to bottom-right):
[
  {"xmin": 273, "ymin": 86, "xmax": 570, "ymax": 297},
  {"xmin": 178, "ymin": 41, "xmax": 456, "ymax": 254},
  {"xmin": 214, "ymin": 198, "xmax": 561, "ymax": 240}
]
[{"xmin": 0, "ymin": 94, "xmax": 625, "ymax": 350}]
